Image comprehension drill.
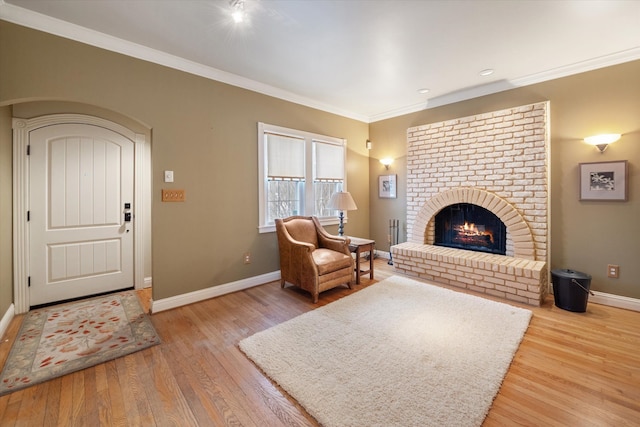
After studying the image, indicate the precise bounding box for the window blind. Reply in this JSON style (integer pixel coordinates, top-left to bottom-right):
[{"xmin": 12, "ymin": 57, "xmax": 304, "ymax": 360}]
[
  {"xmin": 266, "ymin": 133, "xmax": 305, "ymax": 180},
  {"xmin": 314, "ymin": 140, "xmax": 344, "ymax": 182}
]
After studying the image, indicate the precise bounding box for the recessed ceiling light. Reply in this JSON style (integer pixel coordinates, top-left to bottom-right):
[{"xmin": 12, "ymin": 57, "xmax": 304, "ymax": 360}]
[
  {"xmin": 230, "ymin": 0, "xmax": 246, "ymax": 23},
  {"xmin": 417, "ymin": 88, "xmax": 430, "ymax": 94},
  {"xmin": 479, "ymin": 69, "xmax": 494, "ymax": 77}
]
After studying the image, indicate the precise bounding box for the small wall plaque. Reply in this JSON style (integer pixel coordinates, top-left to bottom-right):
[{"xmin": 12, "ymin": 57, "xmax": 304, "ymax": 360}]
[
  {"xmin": 579, "ymin": 160, "xmax": 627, "ymax": 201},
  {"xmin": 379, "ymin": 174, "xmax": 397, "ymax": 199},
  {"xmin": 162, "ymin": 189, "xmax": 186, "ymax": 202}
]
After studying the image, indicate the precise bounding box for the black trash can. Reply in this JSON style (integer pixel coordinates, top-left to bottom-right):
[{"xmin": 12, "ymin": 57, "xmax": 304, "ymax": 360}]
[{"xmin": 551, "ymin": 269, "xmax": 593, "ymax": 312}]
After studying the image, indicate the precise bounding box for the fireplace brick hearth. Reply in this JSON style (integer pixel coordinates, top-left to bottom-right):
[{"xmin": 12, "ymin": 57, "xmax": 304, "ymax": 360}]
[
  {"xmin": 392, "ymin": 102, "xmax": 550, "ymax": 306},
  {"xmin": 393, "ymin": 243, "xmax": 547, "ymax": 305}
]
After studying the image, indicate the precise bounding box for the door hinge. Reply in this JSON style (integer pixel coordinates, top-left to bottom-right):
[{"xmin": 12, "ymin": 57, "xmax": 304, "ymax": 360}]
[
  {"xmin": 28, "ymin": 276, "xmax": 31, "ymax": 287},
  {"xmin": 27, "ymin": 145, "xmax": 30, "ymax": 155},
  {"xmin": 27, "ymin": 211, "xmax": 30, "ymax": 221}
]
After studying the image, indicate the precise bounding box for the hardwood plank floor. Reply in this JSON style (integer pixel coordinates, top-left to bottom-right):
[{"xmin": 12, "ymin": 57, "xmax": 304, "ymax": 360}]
[{"xmin": 1, "ymin": 259, "xmax": 639, "ymax": 426}]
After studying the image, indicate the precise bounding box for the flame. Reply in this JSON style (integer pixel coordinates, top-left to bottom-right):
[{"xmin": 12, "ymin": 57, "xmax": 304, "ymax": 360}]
[{"xmin": 457, "ymin": 221, "xmax": 494, "ymax": 243}]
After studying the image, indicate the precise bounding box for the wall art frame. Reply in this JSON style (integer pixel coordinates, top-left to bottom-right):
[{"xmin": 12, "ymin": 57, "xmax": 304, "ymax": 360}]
[
  {"xmin": 379, "ymin": 174, "xmax": 397, "ymax": 198},
  {"xmin": 579, "ymin": 160, "xmax": 628, "ymax": 201}
]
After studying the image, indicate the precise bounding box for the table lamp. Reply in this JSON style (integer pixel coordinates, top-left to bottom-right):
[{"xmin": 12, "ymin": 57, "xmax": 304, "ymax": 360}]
[{"xmin": 327, "ymin": 191, "xmax": 357, "ymax": 236}]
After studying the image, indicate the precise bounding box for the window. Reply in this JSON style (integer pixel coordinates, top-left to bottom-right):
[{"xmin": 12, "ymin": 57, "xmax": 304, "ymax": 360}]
[{"xmin": 258, "ymin": 122, "xmax": 347, "ymax": 232}]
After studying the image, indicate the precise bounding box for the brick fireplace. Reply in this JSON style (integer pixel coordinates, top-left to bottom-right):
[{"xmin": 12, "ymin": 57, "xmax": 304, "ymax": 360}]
[{"xmin": 392, "ymin": 102, "xmax": 550, "ymax": 306}]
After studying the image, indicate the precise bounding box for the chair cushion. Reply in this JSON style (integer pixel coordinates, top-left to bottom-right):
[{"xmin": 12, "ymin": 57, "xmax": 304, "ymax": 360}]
[
  {"xmin": 285, "ymin": 218, "xmax": 319, "ymax": 248},
  {"xmin": 312, "ymin": 248, "xmax": 353, "ymax": 275}
]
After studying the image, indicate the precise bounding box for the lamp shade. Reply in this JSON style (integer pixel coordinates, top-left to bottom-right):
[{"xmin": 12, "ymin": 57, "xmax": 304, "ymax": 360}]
[
  {"xmin": 584, "ymin": 134, "xmax": 621, "ymax": 145},
  {"xmin": 327, "ymin": 191, "xmax": 358, "ymax": 211},
  {"xmin": 584, "ymin": 133, "xmax": 621, "ymax": 153}
]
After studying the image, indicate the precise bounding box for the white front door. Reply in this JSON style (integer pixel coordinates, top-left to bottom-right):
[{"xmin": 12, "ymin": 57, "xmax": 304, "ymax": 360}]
[{"xmin": 28, "ymin": 123, "xmax": 135, "ymax": 306}]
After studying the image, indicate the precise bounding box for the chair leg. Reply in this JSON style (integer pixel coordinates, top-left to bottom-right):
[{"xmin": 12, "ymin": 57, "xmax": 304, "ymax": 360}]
[{"xmin": 312, "ymin": 292, "xmax": 319, "ymax": 303}]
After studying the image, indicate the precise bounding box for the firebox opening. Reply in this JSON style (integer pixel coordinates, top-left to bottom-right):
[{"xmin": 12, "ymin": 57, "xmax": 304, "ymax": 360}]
[{"xmin": 434, "ymin": 203, "xmax": 506, "ymax": 255}]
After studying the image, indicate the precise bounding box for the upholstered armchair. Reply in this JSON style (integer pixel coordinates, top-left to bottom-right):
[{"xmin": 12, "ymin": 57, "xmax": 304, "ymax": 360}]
[{"xmin": 275, "ymin": 216, "xmax": 354, "ymax": 303}]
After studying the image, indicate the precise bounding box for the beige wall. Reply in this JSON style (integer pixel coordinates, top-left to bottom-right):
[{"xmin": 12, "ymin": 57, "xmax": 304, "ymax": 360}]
[
  {"xmin": 0, "ymin": 106, "xmax": 12, "ymax": 315},
  {"xmin": 370, "ymin": 60, "xmax": 640, "ymax": 299},
  {"xmin": 0, "ymin": 21, "xmax": 370, "ymax": 302}
]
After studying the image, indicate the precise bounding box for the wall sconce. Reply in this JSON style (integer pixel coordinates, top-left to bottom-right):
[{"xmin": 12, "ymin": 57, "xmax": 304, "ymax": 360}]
[
  {"xmin": 366, "ymin": 139, "xmax": 372, "ymax": 150},
  {"xmin": 380, "ymin": 158, "xmax": 394, "ymax": 169},
  {"xmin": 584, "ymin": 133, "xmax": 621, "ymax": 153}
]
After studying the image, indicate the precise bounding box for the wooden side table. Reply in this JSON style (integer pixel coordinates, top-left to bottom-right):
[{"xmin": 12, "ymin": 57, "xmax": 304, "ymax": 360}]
[{"xmin": 348, "ymin": 237, "xmax": 375, "ymax": 284}]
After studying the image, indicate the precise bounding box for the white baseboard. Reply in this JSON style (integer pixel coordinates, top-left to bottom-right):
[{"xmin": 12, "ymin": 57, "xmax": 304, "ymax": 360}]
[
  {"xmin": 149, "ymin": 269, "xmax": 640, "ymax": 314},
  {"xmin": 0, "ymin": 304, "xmax": 15, "ymax": 341},
  {"xmin": 590, "ymin": 291, "xmax": 640, "ymax": 312},
  {"xmin": 151, "ymin": 271, "xmax": 281, "ymax": 313},
  {"xmin": 144, "ymin": 276, "xmax": 152, "ymax": 288}
]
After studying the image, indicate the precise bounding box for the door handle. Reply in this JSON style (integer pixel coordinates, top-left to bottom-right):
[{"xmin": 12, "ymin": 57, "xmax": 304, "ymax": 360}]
[{"xmin": 123, "ymin": 203, "xmax": 132, "ymax": 222}]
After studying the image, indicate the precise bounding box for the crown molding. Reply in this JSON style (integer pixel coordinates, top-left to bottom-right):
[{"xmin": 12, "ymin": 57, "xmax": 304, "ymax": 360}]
[{"xmin": 511, "ymin": 47, "xmax": 640, "ymax": 88}]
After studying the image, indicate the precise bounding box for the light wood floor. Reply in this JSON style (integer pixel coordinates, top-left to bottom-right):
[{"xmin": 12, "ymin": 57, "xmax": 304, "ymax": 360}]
[{"xmin": 1, "ymin": 259, "xmax": 639, "ymax": 426}]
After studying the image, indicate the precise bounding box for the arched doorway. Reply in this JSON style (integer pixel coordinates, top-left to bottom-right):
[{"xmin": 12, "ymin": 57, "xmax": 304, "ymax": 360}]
[{"xmin": 13, "ymin": 113, "xmax": 151, "ymax": 313}]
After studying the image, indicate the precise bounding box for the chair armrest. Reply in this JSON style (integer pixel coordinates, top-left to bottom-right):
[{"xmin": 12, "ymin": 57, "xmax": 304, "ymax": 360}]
[
  {"xmin": 312, "ymin": 217, "xmax": 351, "ymax": 254},
  {"xmin": 277, "ymin": 221, "xmax": 315, "ymax": 250},
  {"xmin": 290, "ymin": 239, "xmax": 316, "ymax": 252},
  {"xmin": 320, "ymin": 235, "xmax": 351, "ymax": 254}
]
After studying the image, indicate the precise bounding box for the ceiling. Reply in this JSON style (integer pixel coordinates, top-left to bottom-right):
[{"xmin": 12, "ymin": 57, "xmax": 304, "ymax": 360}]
[{"xmin": 2, "ymin": 0, "xmax": 640, "ymax": 122}]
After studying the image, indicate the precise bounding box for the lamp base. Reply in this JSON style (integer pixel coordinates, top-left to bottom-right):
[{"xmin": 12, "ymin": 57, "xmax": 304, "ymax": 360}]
[{"xmin": 338, "ymin": 211, "xmax": 345, "ymax": 236}]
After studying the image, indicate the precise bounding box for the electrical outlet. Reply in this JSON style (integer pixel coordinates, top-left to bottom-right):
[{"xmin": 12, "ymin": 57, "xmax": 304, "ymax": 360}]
[
  {"xmin": 244, "ymin": 252, "xmax": 251, "ymax": 264},
  {"xmin": 607, "ymin": 264, "xmax": 619, "ymax": 278}
]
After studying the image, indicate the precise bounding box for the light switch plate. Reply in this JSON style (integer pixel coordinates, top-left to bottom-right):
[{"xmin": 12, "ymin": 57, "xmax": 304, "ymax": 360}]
[{"xmin": 164, "ymin": 170, "xmax": 174, "ymax": 183}]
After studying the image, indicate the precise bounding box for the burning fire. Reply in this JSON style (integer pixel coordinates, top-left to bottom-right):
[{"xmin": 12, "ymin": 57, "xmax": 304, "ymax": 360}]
[{"xmin": 457, "ymin": 222, "xmax": 494, "ymax": 243}]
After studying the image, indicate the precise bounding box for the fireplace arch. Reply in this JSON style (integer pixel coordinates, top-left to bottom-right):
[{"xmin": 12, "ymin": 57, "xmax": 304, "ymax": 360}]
[{"xmin": 409, "ymin": 188, "xmax": 536, "ymax": 260}]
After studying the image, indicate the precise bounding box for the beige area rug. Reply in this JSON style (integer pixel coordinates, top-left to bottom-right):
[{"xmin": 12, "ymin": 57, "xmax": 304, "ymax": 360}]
[
  {"xmin": 240, "ymin": 275, "xmax": 532, "ymax": 427},
  {"xmin": 0, "ymin": 291, "xmax": 160, "ymax": 396}
]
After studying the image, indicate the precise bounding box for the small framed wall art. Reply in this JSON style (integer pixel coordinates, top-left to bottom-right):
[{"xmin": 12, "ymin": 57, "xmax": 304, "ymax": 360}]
[
  {"xmin": 579, "ymin": 160, "xmax": 628, "ymax": 201},
  {"xmin": 379, "ymin": 174, "xmax": 397, "ymax": 198}
]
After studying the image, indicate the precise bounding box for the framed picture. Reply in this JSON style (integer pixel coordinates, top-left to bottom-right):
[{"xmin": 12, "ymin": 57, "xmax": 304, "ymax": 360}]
[
  {"xmin": 579, "ymin": 160, "xmax": 628, "ymax": 201},
  {"xmin": 379, "ymin": 174, "xmax": 397, "ymax": 198}
]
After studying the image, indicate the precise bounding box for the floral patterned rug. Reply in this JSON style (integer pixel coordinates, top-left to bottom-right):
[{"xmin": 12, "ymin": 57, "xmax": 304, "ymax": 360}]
[{"xmin": 0, "ymin": 291, "xmax": 160, "ymax": 396}]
